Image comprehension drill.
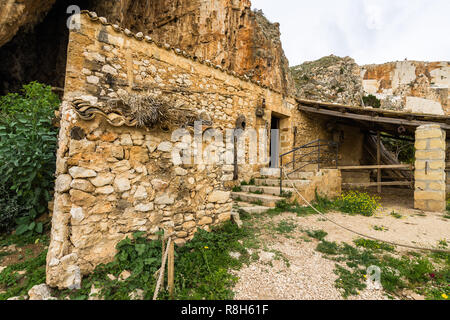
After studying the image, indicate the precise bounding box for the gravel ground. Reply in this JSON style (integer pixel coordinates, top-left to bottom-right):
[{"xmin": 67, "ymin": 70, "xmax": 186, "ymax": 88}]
[
  {"xmin": 232, "ymin": 237, "xmax": 389, "ymax": 300},
  {"xmin": 233, "ymin": 191, "xmax": 449, "ymax": 300}
]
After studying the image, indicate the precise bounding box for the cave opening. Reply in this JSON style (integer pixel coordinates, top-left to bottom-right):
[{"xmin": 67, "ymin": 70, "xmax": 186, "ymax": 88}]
[{"xmin": 0, "ymin": 0, "xmax": 96, "ymax": 95}]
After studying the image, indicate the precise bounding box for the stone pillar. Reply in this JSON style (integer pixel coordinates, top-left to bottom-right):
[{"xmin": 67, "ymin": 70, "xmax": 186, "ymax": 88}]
[{"xmin": 414, "ymin": 124, "xmax": 446, "ymax": 212}]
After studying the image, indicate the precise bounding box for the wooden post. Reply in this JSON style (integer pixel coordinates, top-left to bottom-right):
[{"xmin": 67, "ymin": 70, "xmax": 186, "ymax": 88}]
[
  {"xmin": 161, "ymin": 233, "xmax": 166, "ymax": 290},
  {"xmin": 167, "ymin": 240, "xmax": 175, "ymax": 299},
  {"xmin": 377, "ymin": 131, "xmax": 381, "ymax": 193}
]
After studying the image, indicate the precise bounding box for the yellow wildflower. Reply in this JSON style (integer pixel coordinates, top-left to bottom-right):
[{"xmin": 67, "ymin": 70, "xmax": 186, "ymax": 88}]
[{"xmin": 442, "ymin": 293, "xmax": 448, "ymax": 299}]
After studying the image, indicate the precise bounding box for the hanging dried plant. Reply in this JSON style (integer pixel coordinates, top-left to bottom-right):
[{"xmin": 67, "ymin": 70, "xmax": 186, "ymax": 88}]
[
  {"xmin": 111, "ymin": 92, "xmax": 205, "ymax": 129},
  {"xmin": 120, "ymin": 94, "xmax": 170, "ymax": 127}
]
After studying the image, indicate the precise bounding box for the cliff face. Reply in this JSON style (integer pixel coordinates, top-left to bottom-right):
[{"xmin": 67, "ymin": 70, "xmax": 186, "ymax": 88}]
[
  {"xmin": 89, "ymin": 0, "xmax": 295, "ymax": 95},
  {"xmin": 291, "ymin": 55, "xmax": 449, "ymax": 116},
  {"xmin": 290, "ymin": 55, "xmax": 364, "ymax": 105},
  {"xmin": 0, "ymin": 0, "xmax": 295, "ymax": 95},
  {"xmin": 0, "ymin": 0, "xmax": 56, "ymax": 47},
  {"xmin": 362, "ymin": 61, "xmax": 449, "ymax": 115}
]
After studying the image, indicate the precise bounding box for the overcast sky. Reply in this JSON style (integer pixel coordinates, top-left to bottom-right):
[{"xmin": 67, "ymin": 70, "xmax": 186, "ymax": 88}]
[{"xmin": 251, "ymin": 0, "xmax": 450, "ymax": 66}]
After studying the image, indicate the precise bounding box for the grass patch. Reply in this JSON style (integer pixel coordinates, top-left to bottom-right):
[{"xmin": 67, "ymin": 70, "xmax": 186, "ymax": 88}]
[
  {"xmin": 0, "ymin": 250, "xmax": 47, "ymax": 300},
  {"xmin": 373, "ymin": 225, "xmax": 389, "ymax": 232},
  {"xmin": 353, "ymin": 238, "xmax": 395, "ymax": 252},
  {"xmin": 390, "ymin": 211, "xmax": 402, "ymax": 219},
  {"xmin": 251, "ymin": 200, "xmax": 263, "ymax": 206},
  {"xmin": 232, "ymin": 186, "xmax": 242, "ymax": 192},
  {"xmin": 240, "ymin": 178, "xmax": 256, "ymax": 186},
  {"xmin": 274, "ymin": 220, "xmax": 297, "ymax": 235},
  {"xmin": 54, "ymin": 222, "xmax": 256, "ymax": 301},
  {"xmin": 305, "ymin": 229, "xmax": 328, "ymax": 241},
  {"xmin": 312, "ymin": 236, "xmax": 449, "ymax": 300}
]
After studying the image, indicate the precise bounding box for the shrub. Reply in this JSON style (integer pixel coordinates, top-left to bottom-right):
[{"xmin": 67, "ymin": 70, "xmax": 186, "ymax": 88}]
[
  {"xmin": 334, "ymin": 191, "xmax": 380, "ymax": 217},
  {"xmin": 362, "ymin": 94, "xmax": 381, "ymax": 108},
  {"xmin": 0, "ymin": 82, "xmax": 60, "ymax": 234},
  {"xmin": 0, "ymin": 183, "xmax": 20, "ymax": 233}
]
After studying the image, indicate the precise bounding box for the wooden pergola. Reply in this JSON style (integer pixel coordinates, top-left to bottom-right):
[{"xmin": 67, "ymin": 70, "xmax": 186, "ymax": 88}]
[{"xmin": 296, "ymin": 98, "xmax": 450, "ymax": 193}]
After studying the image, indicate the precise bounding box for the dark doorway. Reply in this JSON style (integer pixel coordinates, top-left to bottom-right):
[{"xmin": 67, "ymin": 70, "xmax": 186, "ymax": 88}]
[{"xmin": 270, "ymin": 115, "xmax": 281, "ymax": 168}]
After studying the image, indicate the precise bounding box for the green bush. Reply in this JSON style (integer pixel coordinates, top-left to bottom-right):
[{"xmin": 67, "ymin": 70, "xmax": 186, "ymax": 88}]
[
  {"xmin": 362, "ymin": 94, "xmax": 381, "ymax": 108},
  {"xmin": 0, "ymin": 82, "xmax": 60, "ymax": 234},
  {"xmin": 334, "ymin": 191, "xmax": 380, "ymax": 217}
]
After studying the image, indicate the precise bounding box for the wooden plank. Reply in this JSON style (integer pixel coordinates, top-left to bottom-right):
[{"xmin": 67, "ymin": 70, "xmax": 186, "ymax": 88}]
[
  {"xmin": 167, "ymin": 240, "xmax": 175, "ymax": 299},
  {"xmin": 343, "ymin": 181, "xmax": 412, "ymax": 187},
  {"xmin": 338, "ymin": 164, "xmax": 413, "ymax": 170},
  {"xmin": 298, "ymin": 105, "xmax": 450, "ymax": 130},
  {"xmin": 296, "ymin": 98, "xmax": 450, "ymax": 122}
]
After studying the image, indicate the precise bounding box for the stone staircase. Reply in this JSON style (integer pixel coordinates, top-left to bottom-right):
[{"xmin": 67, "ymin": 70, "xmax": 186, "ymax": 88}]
[{"xmin": 232, "ymin": 168, "xmax": 317, "ymax": 213}]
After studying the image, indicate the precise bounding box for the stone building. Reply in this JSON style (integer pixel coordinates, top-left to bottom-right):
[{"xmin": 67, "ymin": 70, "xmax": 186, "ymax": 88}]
[{"xmin": 46, "ymin": 12, "xmax": 450, "ymax": 289}]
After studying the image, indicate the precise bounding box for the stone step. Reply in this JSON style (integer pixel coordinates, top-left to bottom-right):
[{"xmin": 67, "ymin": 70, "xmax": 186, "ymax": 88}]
[
  {"xmin": 285, "ymin": 171, "xmax": 316, "ymax": 180},
  {"xmin": 241, "ymin": 185, "xmax": 295, "ymax": 196},
  {"xmin": 260, "ymin": 167, "xmax": 281, "ymax": 177},
  {"xmin": 236, "ymin": 202, "xmax": 271, "ymax": 214},
  {"xmin": 255, "ymin": 178, "xmax": 311, "ymax": 188},
  {"xmin": 260, "ymin": 168, "xmax": 315, "ymax": 180},
  {"xmin": 231, "ymin": 192, "xmax": 284, "ymax": 208}
]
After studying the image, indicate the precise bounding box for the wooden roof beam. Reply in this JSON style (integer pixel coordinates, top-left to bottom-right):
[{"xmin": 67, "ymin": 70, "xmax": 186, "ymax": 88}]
[{"xmin": 298, "ymin": 104, "xmax": 450, "ymax": 131}]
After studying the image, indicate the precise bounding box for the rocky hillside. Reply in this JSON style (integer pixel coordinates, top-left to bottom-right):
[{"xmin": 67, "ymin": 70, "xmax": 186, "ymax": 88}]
[
  {"xmin": 291, "ymin": 55, "xmax": 449, "ymax": 116},
  {"xmin": 0, "ymin": 0, "xmax": 295, "ymax": 95},
  {"xmin": 290, "ymin": 55, "xmax": 364, "ymax": 106},
  {"xmin": 362, "ymin": 61, "xmax": 449, "ymax": 115}
]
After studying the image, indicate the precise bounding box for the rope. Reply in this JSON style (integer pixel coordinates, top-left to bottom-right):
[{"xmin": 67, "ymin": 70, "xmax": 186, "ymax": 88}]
[
  {"xmin": 153, "ymin": 237, "xmax": 172, "ymax": 300},
  {"xmin": 282, "ymin": 169, "xmax": 450, "ymax": 254}
]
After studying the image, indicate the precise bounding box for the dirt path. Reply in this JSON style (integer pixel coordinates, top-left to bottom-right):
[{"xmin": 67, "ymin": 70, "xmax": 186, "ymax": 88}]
[{"xmin": 232, "ymin": 194, "xmax": 450, "ymax": 300}]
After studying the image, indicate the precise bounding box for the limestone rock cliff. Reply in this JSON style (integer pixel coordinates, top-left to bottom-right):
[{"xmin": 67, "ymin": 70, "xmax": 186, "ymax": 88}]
[
  {"xmin": 88, "ymin": 0, "xmax": 295, "ymax": 95},
  {"xmin": 291, "ymin": 55, "xmax": 449, "ymax": 116},
  {"xmin": 0, "ymin": 0, "xmax": 56, "ymax": 47},
  {"xmin": 362, "ymin": 61, "xmax": 449, "ymax": 115},
  {"xmin": 291, "ymin": 55, "xmax": 364, "ymax": 105},
  {"xmin": 0, "ymin": 0, "xmax": 295, "ymax": 95}
]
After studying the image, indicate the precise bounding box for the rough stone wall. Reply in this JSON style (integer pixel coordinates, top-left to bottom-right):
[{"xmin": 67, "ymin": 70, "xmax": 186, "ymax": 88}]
[
  {"xmin": 362, "ymin": 61, "xmax": 449, "ymax": 115},
  {"xmin": 47, "ymin": 13, "xmax": 324, "ymax": 288},
  {"xmin": 89, "ymin": 0, "xmax": 295, "ymax": 95}
]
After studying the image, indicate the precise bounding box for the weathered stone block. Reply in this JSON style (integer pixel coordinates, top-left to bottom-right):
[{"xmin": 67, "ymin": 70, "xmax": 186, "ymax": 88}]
[
  {"xmin": 70, "ymin": 179, "xmax": 95, "ymax": 193},
  {"xmin": 414, "ymin": 140, "xmax": 427, "ymax": 150},
  {"xmin": 55, "ymin": 174, "xmax": 72, "ymax": 193},
  {"xmin": 90, "ymin": 173, "xmax": 115, "ymax": 187},
  {"xmin": 414, "ymin": 191, "xmax": 445, "ymax": 201},
  {"xmin": 198, "ymin": 216, "xmax": 213, "ymax": 225},
  {"xmin": 95, "ymin": 186, "xmax": 115, "ymax": 195},
  {"xmin": 69, "ymin": 140, "xmax": 96, "ymax": 157},
  {"xmin": 130, "ymin": 146, "xmax": 149, "ymax": 163},
  {"xmin": 158, "ymin": 141, "xmax": 173, "ymax": 152},
  {"xmin": 135, "ymin": 203, "xmax": 154, "ymax": 212},
  {"xmin": 70, "ymin": 189, "xmax": 96, "ymax": 207},
  {"xmin": 207, "ymin": 190, "xmax": 230, "ymax": 204},
  {"xmin": 429, "ymin": 139, "xmax": 446, "ymax": 150},
  {"xmin": 415, "ymin": 150, "xmax": 445, "ymax": 160},
  {"xmin": 69, "ymin": 167, "xmax": 97, "ymax": 179},
  {"xmin": 155, "ymin": 194, "xmax": 175, "ymax": 205},
  {"xmin": 114, "ymin": 177, "xmax": 131, "ymax": 192},
  {"xmin": 415, "ymin": 126, "xmax": 444, "ymax": 139},
  {"xmin": 415, "ymin": 171, "xmax": 445, "ymax": 181}
]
